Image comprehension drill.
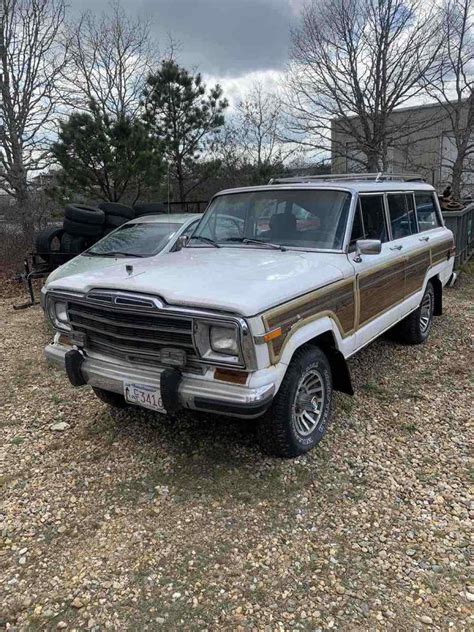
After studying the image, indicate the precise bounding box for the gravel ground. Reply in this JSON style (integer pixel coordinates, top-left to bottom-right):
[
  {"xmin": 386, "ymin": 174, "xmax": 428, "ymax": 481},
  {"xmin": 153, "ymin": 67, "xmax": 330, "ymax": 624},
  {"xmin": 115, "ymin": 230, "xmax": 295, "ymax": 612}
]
[{"xmin": 1, "ymin": 269, "xmax": 472, "ymax": 631}]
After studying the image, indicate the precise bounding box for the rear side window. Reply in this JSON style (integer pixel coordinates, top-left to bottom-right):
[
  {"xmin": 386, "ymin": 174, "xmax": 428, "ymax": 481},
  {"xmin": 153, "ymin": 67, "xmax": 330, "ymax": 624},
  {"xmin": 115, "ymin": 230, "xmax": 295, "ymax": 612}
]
[
  {"xmin": 387, "ymin": 193, "xmax": 417, "ymax": 239},
  {"xmin": 415, "ymin": 193, "xmax": 441, "ymax": 231},
  {"xmin": 359, "ymin": 195, "xmax": 388, "ymax": 242}
]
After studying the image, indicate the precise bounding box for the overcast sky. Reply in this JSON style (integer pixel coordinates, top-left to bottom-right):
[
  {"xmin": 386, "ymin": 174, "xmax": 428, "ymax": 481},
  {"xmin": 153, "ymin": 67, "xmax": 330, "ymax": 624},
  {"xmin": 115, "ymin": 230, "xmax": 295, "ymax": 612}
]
[{"xmin": 73, "ymin": 0, "xmax": 304, "ymax": 102}]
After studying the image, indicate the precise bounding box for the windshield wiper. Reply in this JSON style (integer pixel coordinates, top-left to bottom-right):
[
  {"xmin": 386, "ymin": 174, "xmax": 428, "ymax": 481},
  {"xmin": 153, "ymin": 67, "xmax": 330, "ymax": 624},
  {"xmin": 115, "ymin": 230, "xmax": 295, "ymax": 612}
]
[
  {"xmin": 86, "ymin": 251, "xmax": 145, "ymax": 258},
  {"xmin": 223, "ymin": 237, "xmax": 287, "ymax": 251},
  {"xmin": 188, "ymin": 235, "xmax": 221, "ymax": 248}
]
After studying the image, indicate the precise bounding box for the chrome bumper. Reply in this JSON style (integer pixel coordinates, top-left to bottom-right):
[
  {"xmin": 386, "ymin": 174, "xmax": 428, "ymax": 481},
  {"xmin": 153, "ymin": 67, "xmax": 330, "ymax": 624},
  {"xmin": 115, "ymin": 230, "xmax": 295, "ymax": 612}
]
[{"xmin": 45, "ymin": 344, "xmax": 274, "ymax": 418}]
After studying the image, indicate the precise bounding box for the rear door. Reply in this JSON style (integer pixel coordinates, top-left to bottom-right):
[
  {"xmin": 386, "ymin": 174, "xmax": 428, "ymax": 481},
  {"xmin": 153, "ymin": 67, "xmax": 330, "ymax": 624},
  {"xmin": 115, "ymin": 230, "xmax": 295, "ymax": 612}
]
[
  {"xmin": 349, "ymin": 193, "xmax": 406, "ymax": 348},
  {"xmin": 413, "ymin": 191, "xmax": 453, "ymax": 286},
  {"xmin": 385, "ymin": 191, "xmax": 427, "ymax": 308}
]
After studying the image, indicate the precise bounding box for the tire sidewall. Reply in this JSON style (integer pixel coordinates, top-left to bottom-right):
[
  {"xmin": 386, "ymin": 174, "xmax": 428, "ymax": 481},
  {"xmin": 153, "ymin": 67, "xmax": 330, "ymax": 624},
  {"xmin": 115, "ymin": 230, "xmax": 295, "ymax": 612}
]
[
  {"xmin": 98, "ymin": 202, "xmax": 135, "ymax": 219},
  {"xmin": 282, "ymin": 350, "xmax": 333, "ymax": 454},
  {"xmin": 63, "ymin": 218, "xmax": 104, "ymax": 237},
  {"xmin": 65, "ymin": 204, "xmax": 105, "ymax": 225},
  {"xmin": 417, "ymin": 283, "xmax": 435, "ymax": 342}
]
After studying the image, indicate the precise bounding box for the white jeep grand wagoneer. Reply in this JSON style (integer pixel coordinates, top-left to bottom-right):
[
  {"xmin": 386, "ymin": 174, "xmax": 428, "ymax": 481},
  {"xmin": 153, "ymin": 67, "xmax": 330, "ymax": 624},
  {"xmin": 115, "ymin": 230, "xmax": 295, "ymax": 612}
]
[{"xmin": 42, "ymin": 174, "xmax": 456, "ymax": 457}]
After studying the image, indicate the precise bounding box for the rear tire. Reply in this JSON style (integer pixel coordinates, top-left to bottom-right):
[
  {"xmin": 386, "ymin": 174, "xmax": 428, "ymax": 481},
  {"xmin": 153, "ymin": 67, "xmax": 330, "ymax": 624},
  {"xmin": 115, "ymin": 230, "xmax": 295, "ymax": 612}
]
[
  {"xmin": 92, "ymin": 387, "xmax": 128, "ymax": 408},
  {"xmin": 396, "ymin": 282, "xmax": 435, "ymax": 344},
  {"xmin": 258, "ymin": 346, "xmax": 333, "ymax": 458}
]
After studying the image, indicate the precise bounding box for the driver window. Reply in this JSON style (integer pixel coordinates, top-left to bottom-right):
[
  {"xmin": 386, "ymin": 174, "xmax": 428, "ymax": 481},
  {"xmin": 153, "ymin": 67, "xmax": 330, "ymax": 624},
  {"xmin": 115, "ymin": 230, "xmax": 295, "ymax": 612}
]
[{"xmin": 359, "ymin": 195, "xmax": 388, "ymax": 242}]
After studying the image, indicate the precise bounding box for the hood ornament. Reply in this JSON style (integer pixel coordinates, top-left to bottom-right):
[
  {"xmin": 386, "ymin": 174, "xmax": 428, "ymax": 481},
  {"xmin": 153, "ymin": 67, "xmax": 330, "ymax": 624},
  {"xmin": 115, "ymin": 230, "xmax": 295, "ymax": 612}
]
[{"xmin": 125, "ymin": 264, "xmax": 133, "ymax": 275}]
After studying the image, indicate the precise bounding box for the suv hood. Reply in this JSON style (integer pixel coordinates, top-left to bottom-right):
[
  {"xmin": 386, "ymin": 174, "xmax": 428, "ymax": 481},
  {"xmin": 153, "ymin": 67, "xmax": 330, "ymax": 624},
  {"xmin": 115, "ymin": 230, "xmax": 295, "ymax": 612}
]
[{"xmin": 46, "ymin": 248, "xmax": 347, "ymax": 316}]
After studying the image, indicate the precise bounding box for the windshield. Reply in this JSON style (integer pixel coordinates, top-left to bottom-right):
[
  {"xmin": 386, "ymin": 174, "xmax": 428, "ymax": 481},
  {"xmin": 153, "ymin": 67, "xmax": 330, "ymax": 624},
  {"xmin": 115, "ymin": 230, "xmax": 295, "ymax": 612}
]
[
  {"xmin": 192, "ymin": 189, "xmax": 352, "ymax": 250},
  {"xmin": 86, "ymin": 222, "xmax": 182, "ymax": 257}
]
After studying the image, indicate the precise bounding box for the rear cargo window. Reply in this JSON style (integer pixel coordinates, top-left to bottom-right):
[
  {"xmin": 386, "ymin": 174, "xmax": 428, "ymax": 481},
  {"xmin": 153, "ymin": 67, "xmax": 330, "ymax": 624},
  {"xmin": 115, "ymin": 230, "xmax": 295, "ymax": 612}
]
[{"xmin": 415, "ymin": 193, "xmax": 441, "ymax": 231}]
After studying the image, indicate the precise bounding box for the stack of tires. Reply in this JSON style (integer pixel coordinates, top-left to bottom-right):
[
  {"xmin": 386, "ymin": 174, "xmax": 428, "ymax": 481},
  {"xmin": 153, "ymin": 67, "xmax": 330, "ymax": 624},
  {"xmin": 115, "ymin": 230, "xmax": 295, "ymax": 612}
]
[
  {"xmin": 35, "ymin": 201, "xmax": 168, "ymax": 266},
  {"xmin": 35, "ymin": 202, "xmax": 135, "ymax": 266},
  {"xmin": 98, "ymin": 202, "xmax": 135, "ymax": 233}
]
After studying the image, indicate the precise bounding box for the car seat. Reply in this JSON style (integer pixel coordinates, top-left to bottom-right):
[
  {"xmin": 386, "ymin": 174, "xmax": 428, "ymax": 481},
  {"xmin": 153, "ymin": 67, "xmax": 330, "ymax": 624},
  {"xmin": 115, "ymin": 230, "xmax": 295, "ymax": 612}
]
[{"xmin": 270, "ymin": 212, "xmax": 297, "ymax": 240}]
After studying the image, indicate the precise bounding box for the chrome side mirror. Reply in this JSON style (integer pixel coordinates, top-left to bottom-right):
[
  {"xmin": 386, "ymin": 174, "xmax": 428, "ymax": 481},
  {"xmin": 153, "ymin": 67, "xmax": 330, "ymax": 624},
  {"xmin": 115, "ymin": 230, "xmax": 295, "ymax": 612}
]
[
  {"xmin": 174, "ymin": 235, "xmax": 189, "ymax": 251},
  {"xmin": 354, "ymin": 239, "xmax": 382, "ymax": 263}
]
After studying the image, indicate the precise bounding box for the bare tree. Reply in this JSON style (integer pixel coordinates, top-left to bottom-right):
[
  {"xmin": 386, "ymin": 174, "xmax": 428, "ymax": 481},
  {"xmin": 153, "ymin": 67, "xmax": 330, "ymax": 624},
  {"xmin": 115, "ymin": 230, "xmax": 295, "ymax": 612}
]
[
  {"xmin": 0, "ymin": 0, "xmax": 67, "ymax": 234},
  {"xmin": 287, "ymin": 0, "xmax": 442, "ymax": 172},
  {"xmin": 423, "ymin": 0, "xmax": 474, "ymax": 198},
  {"xmin": 235, "ymin": 83, "xmax": 296, "ymax": 169},
  {"xmin": 63, "ymin": 1, "xmax": 157, "ymax": 119}
]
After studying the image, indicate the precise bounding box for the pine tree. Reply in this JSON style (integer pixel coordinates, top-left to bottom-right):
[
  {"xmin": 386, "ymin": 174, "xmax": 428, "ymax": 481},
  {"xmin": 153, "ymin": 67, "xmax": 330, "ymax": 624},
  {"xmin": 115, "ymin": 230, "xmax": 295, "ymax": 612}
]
[
  {"xmin": 143, "ymin": 60, "xmax": 228, "ymax": 204},
  {"xmin": 52, "ymin": 101, "xmax": 163, "ymax": 203}
]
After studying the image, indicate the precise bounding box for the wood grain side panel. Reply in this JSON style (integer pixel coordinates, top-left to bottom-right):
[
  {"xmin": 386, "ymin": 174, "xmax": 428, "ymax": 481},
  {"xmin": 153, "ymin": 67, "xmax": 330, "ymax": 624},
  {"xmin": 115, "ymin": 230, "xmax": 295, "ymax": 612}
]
[
  {"xmin": 405, "ymin": 248, "xmax": 431, "ymax": 296},
  {"xmin": 358, "ymin": 260, "xmax": 405, "ymax": 325},
  {"xmin": 431, "ymin": 238, "xmax": 453, "ymax": 265},
  {"xmin": 263, "ymin": 279, "xmax": 356, "ymax": 359}
]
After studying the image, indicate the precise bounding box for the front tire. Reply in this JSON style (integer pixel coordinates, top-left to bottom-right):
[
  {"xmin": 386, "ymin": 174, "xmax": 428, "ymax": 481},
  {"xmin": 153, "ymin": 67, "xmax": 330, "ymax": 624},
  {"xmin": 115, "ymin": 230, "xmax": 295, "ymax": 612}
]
[
  {"xmin": 258, "ymin": 346, "xmax": 333, "ymax": 458},
  {"xmin": 396, "ymin": 282, "xmax": 435, "ymax": 344}
]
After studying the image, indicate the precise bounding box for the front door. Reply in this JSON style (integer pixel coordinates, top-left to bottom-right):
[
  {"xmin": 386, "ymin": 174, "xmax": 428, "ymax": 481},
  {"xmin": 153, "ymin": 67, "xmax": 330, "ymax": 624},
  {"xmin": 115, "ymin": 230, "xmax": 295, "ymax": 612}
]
[{"xmin": 349, "ymin": 193, "xmax": 406, "ymax": 348}]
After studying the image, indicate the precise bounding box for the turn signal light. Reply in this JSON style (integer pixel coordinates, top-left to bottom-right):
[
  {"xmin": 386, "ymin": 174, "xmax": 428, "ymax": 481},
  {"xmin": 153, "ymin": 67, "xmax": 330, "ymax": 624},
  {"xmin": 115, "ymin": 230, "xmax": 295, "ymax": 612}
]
[
  {"xmin": 214, "ymin": 368, "xmax": 248, "ymax": 384},
  {"xmin": 263, "ymin": 327, "xmax": 282, "ymax": 343}
]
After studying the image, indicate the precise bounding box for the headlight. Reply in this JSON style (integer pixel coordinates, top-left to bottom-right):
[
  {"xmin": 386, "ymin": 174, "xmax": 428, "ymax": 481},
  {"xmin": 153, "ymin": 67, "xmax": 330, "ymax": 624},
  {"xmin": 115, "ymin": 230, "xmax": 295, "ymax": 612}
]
[
  {"xmin": 46, "ymin": 297, "xmax": 71, "ymax": 331},
  {"xmin": 210, "ymin": 325, "xmax": 239, "ymax": 355},
  {"xmin": 193, "ymin": 320, "xmax": 242, "ymax": 366},
  {"xmin": 55, "ymin": 301, "xmax": 69, "ymax": 323}
]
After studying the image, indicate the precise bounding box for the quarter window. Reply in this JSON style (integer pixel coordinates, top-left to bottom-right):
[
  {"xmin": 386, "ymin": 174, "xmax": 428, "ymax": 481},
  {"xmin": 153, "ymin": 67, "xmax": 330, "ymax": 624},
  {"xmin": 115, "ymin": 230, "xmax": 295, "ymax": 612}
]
[
  {"xmin": 387, "ymin": 193, "xmax": 417, "ymax": 239},
  {"xmin": 415, "ymin": 193, "xmax": 441, "ymax": 231}
]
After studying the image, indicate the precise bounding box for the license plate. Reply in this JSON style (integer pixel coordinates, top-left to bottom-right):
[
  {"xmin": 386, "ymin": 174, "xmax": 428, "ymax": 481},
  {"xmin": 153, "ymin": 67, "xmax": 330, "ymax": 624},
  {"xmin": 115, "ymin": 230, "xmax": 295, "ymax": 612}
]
[{"xmin": 123, "ymin": 382, "xmax": 167, "ymax": 414}]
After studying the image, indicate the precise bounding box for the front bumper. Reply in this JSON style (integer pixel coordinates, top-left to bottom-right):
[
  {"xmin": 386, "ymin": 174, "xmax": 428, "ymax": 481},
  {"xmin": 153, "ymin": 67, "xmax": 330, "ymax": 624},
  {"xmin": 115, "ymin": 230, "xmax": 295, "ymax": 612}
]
[{"xmin": 45, "ymin": 343, "xmax": 274, "ymax": 419}]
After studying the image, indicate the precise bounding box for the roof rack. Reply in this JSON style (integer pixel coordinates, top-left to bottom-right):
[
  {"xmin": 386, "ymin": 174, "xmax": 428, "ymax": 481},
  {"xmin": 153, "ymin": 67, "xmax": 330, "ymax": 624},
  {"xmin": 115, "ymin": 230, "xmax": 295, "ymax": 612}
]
[{"xmin": 268, "ymin": 172, "xmax": 426, "ymax": 184}]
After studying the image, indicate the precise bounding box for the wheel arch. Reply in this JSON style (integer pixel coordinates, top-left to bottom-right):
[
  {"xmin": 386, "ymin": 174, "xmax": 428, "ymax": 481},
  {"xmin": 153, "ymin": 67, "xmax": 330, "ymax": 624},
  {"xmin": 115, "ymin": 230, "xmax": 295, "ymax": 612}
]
[
  {"xmin": 278, "ymin": 319, "xmax": 353, "ymax": 396},
  {"xmin": 428, "ymin": 274, "xmax": 442, "ymax": 316}
]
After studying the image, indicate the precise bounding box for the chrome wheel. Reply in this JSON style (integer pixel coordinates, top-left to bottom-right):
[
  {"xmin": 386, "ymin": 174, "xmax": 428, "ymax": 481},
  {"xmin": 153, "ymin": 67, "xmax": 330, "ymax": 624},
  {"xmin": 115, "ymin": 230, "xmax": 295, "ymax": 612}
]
[
  {"xmin": 292, "ymin": 368, "xmax": 326, "ymax": 437},
  {"xmin": 419, "ymin": 291, "xmax": 433, "ymax": 333}
]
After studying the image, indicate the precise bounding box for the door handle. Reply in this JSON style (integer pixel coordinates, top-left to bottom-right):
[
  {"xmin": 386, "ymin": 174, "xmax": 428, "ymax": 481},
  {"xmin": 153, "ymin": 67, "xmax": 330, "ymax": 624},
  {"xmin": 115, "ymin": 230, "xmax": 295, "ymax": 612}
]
[
  {"xmin": 419, "ymin": 236, "xmax": 430, "ymax": 242},
  {"xmin": 390, "ymin": 244, "xmax": 403, "ymax": 250}
]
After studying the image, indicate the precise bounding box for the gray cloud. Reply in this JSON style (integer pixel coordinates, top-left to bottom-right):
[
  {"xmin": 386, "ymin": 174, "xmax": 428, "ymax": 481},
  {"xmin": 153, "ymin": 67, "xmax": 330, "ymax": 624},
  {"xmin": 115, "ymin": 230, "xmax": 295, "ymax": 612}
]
[{"xmin": 73, "ymin": 0, "xmax": 299, "ymax": 77}]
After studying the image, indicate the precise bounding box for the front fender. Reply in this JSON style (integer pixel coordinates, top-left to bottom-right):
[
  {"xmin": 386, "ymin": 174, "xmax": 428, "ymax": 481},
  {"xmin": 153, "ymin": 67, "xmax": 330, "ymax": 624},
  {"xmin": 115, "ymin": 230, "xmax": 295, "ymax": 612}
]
[{"xmin": 278, "ymin": 315, "xmax": 345, "ymax": 367}]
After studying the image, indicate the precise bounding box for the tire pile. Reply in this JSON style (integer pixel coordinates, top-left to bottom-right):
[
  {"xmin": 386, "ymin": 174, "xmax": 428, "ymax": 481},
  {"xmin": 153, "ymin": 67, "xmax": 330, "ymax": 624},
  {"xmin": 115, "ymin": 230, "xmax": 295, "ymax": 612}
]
[{"xmin": 35, "ymin": 201, "xmax": 166, "ymax": 266}]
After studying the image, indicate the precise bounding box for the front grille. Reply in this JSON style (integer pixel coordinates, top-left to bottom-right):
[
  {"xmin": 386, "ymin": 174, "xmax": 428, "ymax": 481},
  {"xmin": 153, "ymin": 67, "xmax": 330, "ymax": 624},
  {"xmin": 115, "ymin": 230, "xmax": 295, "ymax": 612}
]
[{"xmin": 67, "ymin": 300, "xmax": 199, "ymax": 369}]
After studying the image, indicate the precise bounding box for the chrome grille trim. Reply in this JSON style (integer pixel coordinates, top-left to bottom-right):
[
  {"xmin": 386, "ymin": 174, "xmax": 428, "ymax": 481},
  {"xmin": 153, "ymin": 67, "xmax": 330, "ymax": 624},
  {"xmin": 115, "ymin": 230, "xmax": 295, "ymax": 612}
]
[
  {"xmin": 67, "ymin": 299, "xmax": 196, "ymax": 368},
  {"xmin": 46, "ymin": 289, "xmax": 258, "ymax": 370}
]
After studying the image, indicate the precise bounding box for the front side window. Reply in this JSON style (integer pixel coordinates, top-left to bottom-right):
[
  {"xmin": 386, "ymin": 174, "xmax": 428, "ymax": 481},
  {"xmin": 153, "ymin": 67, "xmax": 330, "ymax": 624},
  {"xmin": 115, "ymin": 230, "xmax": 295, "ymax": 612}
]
[
  {"xmin": 387, "ymin": 193, "xmax": 417, "ymax": 239},
  {"xmin": 193, "ymin": 189, "xmax": 352, "ymax": 250},
  {"xmin": 354, "ymin": 195, "xmax": 388, "ymax": 243},
  {"xmin": 415, "ymin": 193, "xmax": 441, "ymax": 231},
  {"xmin": 86, "ymin": 222, "xmax": 182, "ymax": 257}
]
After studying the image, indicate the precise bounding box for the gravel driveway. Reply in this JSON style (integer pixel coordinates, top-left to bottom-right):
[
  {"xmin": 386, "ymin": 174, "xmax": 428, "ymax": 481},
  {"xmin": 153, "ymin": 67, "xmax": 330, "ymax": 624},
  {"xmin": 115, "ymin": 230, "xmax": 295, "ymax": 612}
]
[{"xmin": 1, "ymin": 269, "xmax": 472, "ymax": 630}]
